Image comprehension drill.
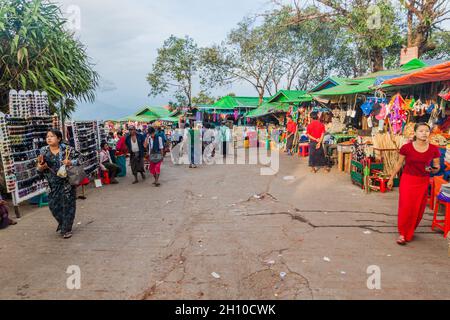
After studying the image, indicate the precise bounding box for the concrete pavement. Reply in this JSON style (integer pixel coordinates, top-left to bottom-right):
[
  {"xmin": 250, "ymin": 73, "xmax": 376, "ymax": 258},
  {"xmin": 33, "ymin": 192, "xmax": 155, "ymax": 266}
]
[{"xmin": 0, "ymin": 152, "xmax": 449, "ymax": 300}]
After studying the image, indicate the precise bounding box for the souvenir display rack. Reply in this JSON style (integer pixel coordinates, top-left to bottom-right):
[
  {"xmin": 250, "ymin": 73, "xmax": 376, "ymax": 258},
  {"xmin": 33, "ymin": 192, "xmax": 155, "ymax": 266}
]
[
  {"xmin": 1, "ymin": 89, "xmax": 54, "ymax": 216},
  {"xmin": 96, "ymin": 120, "xmax": 108, "ymax": 149},
  {"xmin": 72, "ymin": 121, "xmax": 100, "ymax": 177}
]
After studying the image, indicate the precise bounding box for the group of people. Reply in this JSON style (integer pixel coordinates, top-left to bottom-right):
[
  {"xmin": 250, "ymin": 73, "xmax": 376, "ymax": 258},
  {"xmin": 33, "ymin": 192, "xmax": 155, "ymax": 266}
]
[{"xmin": 0, "ymin": 113, "xmax": 439, "ymax": 246}]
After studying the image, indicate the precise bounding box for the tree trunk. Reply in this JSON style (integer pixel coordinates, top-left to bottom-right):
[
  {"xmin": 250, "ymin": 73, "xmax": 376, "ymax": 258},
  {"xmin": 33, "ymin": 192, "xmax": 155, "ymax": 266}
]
[
  {"xmin": 60, "ymin": 98, "xmax": 66, "ymax": 140},
  {"xmin": 370, "ymin": 47, "xmax": 384, "ymax": 72}
]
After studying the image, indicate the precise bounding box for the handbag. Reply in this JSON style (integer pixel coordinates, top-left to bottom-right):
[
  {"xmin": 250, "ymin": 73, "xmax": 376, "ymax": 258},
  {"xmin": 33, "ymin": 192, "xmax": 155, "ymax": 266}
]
[
  {"xmin": 150, "ymin": 153, "xmax": 163, "ymax": 164},
  {"xmin": 65, "ymin": 148, "xmax": 87, "ymax": 186}
]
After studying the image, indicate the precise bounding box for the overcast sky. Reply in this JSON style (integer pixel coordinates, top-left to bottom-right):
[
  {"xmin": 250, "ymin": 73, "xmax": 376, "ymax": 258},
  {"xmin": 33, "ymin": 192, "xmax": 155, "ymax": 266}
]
[
  {"xmin": 57, "ymin": 0, "xmax": 449, "ymax": 120},
  {"xmin": 57, "ymin": 0, "xmax": 273, "ymax": 120}
]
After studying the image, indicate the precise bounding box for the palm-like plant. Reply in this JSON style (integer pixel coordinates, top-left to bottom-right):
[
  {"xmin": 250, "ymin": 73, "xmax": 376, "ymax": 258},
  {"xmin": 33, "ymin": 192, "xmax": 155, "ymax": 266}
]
[{"xmin": 0, "ymin": 0, "xmax": 98, "ymax": 112}]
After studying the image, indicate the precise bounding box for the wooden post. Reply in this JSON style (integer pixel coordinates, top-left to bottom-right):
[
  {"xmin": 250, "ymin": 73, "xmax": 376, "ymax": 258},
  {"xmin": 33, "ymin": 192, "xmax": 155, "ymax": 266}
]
[{"xmin": 338, "ymin": 151, "xmax": 344, "ymax": 172}]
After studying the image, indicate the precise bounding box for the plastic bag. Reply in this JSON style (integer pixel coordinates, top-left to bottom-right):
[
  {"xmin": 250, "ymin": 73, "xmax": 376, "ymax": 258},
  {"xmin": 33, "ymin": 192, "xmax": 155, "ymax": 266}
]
[{"xmin": 57, "ymin": 165, "xmax": 67, "ymax": 178}]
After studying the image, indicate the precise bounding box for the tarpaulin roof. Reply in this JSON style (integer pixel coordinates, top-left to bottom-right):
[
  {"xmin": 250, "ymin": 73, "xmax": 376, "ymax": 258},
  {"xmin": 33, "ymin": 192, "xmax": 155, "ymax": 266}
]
[
  {"xmin": 312, "ymin": 78, "xmax": 376, "ymax": 97},
  {"xmin": 310, "ymin": 77, "xmax": 348, "ymax": 92},
  {"xmin": 245, "ymin": 102, "xmax": 288, "ymax": 118},
  {"xmin": 212, "ymin": 96, "xmax": 269, "ymax": 110},
  {"xmin": 118, "ymin": 115, "xmax": 156, "ymax": 122},
  {"xmin": 268, "ymin": 90, "xmax": 312, "ymax": 103},
  {"xmin": 358, "ymin": 58, "xmax": 428, "ymax": 80},
  {"xmin": 136, "ymin": 106, "xmax": 172, "ymax": 119},
  {"xmin": 382, "ymin": 61, "xmax": 450, "ymax": 86}
]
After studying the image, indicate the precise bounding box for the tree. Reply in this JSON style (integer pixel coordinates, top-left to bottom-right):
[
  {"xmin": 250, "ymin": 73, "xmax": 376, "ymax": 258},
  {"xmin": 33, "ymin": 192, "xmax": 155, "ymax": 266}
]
[
  {"xmin": 422, "ymin": 31, "xmax": 450, "ymax": 60},
  {"xmin": 272, "ymin": 0, "xmax": 402, "ymax": 72},
  {"xmin": 401, "ymin": 0, "xmax": 450, "ymax": 56},
  {"xmin": 59, "ymin": 97, "xmax": 76, "ymax": 137},
  {"xmin": 200, "ymin": 18, "xmax": 283, "ymax": 103},
  {"xmin": 192, "ymin": 91, "xmax": 216, "ymax": 105},
  {"xmin": 147, "ymin": 35, "xmax": 200, "ymax": 107},
  {"xmin": 0, "ymin": 0, "xmax": 98, "ymax": 112}
]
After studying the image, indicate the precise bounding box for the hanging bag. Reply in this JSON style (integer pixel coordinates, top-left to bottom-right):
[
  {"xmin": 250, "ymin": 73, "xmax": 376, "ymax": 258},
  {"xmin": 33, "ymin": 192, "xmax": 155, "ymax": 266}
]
[
  {"xmin": 65, "ymin": 148, "xmax": 87, "ymax": 186},
  {"xmin": 149, "ymin": 136, "xmax": 163, "ymax": 164}
]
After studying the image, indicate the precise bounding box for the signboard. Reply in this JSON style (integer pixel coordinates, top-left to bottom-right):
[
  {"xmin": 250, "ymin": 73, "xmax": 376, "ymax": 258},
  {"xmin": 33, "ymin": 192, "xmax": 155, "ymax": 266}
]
[{"xmin": 400, "ymin": 47, "xmax": 418, "ymax": 65}]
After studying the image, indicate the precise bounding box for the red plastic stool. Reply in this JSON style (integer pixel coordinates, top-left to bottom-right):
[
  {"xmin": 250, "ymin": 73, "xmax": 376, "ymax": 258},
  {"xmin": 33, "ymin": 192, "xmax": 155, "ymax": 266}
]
[
  {"xmin": 100, "ymin": 170, "xmax": 110, "ymax": 185},
  {"xmin": 432, "ymin": 199, "xmax": 450, "ymax": 238},
  {"xmin": 298, "ymin": 143, "xmax": 310, "ymax": 157}
]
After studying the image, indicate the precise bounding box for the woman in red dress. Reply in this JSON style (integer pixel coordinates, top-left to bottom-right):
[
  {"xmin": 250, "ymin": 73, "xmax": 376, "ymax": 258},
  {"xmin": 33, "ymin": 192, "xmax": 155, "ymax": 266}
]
[{"xmin": 388, "ymin": 123, "xmax": 441, "ymax": 245}]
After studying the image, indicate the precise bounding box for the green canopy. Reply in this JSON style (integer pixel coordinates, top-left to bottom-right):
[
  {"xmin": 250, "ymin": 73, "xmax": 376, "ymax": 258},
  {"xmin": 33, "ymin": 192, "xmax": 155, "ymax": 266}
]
[
  {"xmin": 268, "ymin": 90, "xmax": 313, "ymax": 104},
  {"xmin": 356, "ymin": 58, "xmax": 428, "ymax": 79},
  {"xmin": 212, "ymin": 96, "xmax": 269, "ymax": 110},
  {"xmin": 118, "ymin": 114, "xmax": 157, "ymax": 122},
  {"xmin": 136, "ymin": 106, "xmax": 172, "ymax": 119},
  {"xmin": 245, "ymin": 102, "xmax": 287, "ymax": 118},
  {"xmin": 158, "ymin": 117, "xmax": 179, "ymax": 123},
  {"xmin": 310, "ymin": 77, "xmax": 348, "ymax": 92},
  {"xmin": 312, "ymin": 78, "xmax": 376, "ymax": 97}
]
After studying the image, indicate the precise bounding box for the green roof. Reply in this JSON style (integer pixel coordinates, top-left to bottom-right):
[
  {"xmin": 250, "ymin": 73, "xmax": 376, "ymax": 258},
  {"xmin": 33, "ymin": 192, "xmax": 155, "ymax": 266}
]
[
  {"xmin": 268, "ymin": 90, "xmax": 312, "ymax": 103},
  {"xmin": 312, "ymin": 78, "xmax": 376, "ymax": 97},
  {"xmin": 245, "ymin": 102, "xmax": 288, "ymax": 118},
  {"xmin": 212, "ymin": 96, "xmax": 269, "ymax": 110},
  {"xmin": 310, "ymin": 77, "xmax": 348, "ymax": 92},
  {"xmin": 356, "ymin": 58, "xmax": 428, "ymax": 79},
  {"xmin": 136, "ymin": 106, "xmax": 172, "ymax": 119},
  {"xmin": 118, "ymin": 114, "xmax": 156, "ymax": 122}
]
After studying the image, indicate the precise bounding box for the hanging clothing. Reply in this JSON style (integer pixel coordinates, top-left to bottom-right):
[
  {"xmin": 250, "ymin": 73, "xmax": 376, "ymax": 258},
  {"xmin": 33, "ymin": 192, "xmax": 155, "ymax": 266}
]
[
  {"xmin": 397, "ymin": 143, "xmax": 441, "ymax": 241},
  {"xmin": 39, "ymin": 144, "xmax": 80, "ymax": 235}
]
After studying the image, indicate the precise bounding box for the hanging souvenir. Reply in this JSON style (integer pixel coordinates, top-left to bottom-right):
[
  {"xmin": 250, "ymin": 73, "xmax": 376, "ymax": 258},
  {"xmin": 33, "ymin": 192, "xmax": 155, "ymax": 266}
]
[
  {"xmin": 378, "ymin": 119, "xmax": 385, "ymax": 131},
  {"xmin": 367, "ymin": 116, "xmax": 373, "ymax": 128}
]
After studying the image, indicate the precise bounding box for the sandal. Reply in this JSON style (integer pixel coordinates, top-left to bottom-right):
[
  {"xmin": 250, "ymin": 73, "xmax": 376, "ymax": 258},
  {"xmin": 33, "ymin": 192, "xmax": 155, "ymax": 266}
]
[
  {"xmin": 396, "ymin": 236, "xmax": 406, "ymax": 246},
  {"xmin": 63, "ymin": 232, "xmax": 73, "ymax": 239}
]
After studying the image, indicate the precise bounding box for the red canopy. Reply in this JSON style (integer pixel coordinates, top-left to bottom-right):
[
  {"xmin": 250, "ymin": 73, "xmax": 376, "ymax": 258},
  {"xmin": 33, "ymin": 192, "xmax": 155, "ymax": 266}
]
[{"xmin": 383, "ymin": 61, "xmax": 450, "ymax": 86}]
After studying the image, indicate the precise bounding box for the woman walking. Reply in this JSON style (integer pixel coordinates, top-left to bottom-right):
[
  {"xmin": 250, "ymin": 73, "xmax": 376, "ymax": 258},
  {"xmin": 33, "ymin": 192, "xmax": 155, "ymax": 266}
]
[
  {"xmin": 144, "ymin": 127, "xmax": 164, "ymax": 187},
  {"xmin": 306, "ymin": 112, "xmax": 331, "ymax": 173},
  {"xmin": 125, "ymin": 126, "xmax": 146, "ymax": 184},
  {"xmin": 388, "ymin": 123, "xmax": 441, "ymax": 245},
  {"xmin": 37, "ymin": 129, "xmax": 80, "ymax": 239}
]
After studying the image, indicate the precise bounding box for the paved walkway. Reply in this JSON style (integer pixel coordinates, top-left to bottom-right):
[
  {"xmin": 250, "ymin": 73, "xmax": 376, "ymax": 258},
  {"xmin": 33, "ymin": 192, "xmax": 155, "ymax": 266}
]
[{"xmin": 0, "ymin": 153, "xmax": 449, "ymax": 299}]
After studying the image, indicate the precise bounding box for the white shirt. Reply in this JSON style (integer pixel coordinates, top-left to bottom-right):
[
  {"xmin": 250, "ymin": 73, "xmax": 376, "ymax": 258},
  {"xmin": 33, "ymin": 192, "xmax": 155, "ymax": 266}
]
[
  {"xmin": 148, "ymin": 136, "xmax": 164, "ymax": 152},
  {"xmin": 131, "ymin": 138, "xmax": 139, "ymax": 152},
  {"xmin": 99, "ymin": 149, "xmax": 112, "ymax": 171}
]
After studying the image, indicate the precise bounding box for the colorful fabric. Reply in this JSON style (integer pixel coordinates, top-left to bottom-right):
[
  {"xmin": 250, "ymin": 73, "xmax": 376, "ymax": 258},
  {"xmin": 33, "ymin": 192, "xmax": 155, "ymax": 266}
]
[
  {"xmin": 149, "ymin": 161, "xmax": 162, "ymax": 175},
  {"xmin": 39, "ymin": 144, "xmax": 80, "ymax": 234},
  {"xmin": 398, "ymin": 173, "xmax": 429, "ymax": 241}
]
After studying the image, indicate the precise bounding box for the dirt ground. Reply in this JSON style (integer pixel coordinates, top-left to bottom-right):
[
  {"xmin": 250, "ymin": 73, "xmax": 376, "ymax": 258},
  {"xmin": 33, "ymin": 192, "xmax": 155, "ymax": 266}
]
[{"xmin": 0, "ymin": 152, "xmax": 449, "ymax": 300}]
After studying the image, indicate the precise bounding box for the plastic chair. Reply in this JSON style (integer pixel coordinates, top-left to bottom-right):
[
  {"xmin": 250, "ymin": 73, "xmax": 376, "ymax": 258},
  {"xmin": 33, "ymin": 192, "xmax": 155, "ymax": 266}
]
[
  {"xmin": 430, "ymin": 176, "xmax": 446, "ymax": 211},
  {"xmin": 100, "ymin": 170, "xmax": 110, "ymax": 185},
  {"xmin": 298, "ymin": 143, "xmax": 310, "ymax": 157},
  {"xmin": 432, "ymin": 199, "xmax": 450, "ymax": 238}
]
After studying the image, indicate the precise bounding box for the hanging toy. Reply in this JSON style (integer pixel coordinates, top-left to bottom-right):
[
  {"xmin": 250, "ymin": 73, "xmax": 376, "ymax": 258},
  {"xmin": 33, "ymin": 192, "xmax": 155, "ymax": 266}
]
[{"xmin": 234, "ymin": 109, "xmax": 239, "ymax": 121}]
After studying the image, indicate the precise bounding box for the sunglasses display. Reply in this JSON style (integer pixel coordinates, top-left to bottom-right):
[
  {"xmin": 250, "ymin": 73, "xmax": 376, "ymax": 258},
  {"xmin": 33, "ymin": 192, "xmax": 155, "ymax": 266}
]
[
  {"xmin": 71, "ymin": 121, "xmax": 101, "ymax": 178},
  {"xmin": 0, "ymin": 115, "xmax": 16, "ymax": 193},
  {"xmin": 9, "ymin": 90, "xmax": 51, "ymax": 118}
]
